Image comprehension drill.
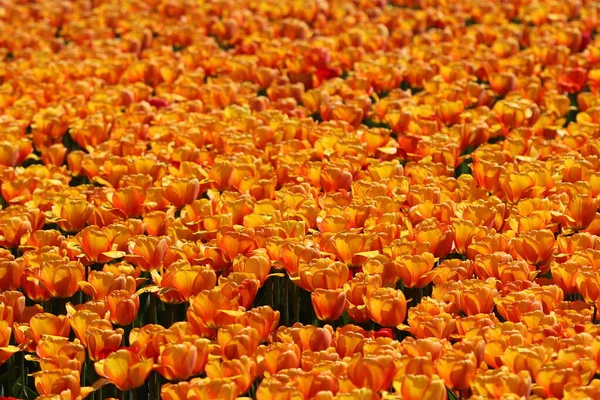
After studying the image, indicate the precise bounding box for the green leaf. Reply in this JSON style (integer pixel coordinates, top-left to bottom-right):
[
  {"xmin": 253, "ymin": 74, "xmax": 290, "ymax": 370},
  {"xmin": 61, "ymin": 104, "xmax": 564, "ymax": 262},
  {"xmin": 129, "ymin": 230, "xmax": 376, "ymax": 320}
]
[{"xmin": 448, "ymin": 389, "xmax": 460, "ymax": 400}]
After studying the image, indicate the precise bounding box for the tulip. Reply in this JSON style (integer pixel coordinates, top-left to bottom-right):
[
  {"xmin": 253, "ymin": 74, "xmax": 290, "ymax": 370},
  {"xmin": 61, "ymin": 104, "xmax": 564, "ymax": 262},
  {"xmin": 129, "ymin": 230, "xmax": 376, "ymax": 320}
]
[
  {"xmin": 106, "ymin": 290, "xmax": 140, "ymax": 326},
  {"xmin": 52, "ymin": 198, "xmax": 93, "ymax": 232},
  {"xmin": 155, "ymin": 342, "xmax": 200, "ymax": 381},
  {"xmin": 33, "ymin": 369, "xmax": 92, "ymax": 398},
  {"xmin": 298, "ymin": 259, "xmax": 350, "ymax": 291},
  {"xmin": 365, "ymin": 287, "xmax": 407, "ymax": 327},
  {"xmin": 509, "ymin": 229, "xmax": 555, "ymax": 267},
  {"xmin": 254, "ymin": 343, "xmax": 301, "ymax": 376},
  {"xmin": 36, "ymin": 336, "xmax": 85, "ymax": 372},
  {"xmin": 435, "ymin": 352, "xmax": 477, "ymax": 391},
  {"xmin": 38, "ymin": 259, "xmax": 84, "ymax": 299},
  {"xmin": 392, "ymin": 374, "xmax": 447, "ymax": 400},
  {"xmin": 347, "ymin": 354, "xmax": 397, "ymax": 391},
  {"xmin": 205, "ymin": 355, "xmax": 257, "ymax": 394},
  {"xmin": 86, "ymin": 328, "xmax": 124, "ymax": 361},
  {"xmin": 0, "ymin": 320, "xmax": 19, "ymax": 365},
  {"xmin": 332, "ymin": 232, "xmax": 375, "ymax": 265},
  {"xmin": 0, "ymin": 260, "xmax": 22, "ymax": 291},
  {"xmin": 95, "ymin": 349, "xmax": 153, "ymax": 391},
  {"xmin": 533, "ymin": 363, "xmax": 586, "ymax": 398},
  {"xmin": 217, "ymin": 324, "xmax": 260, "ymax": 360},
  {"xmin": 162, "ymin": 178, "xmax": 201, "ymax": 208},
  {"xmin": 151, "ymin": 261, "xmax": 217, "ymax": 303},
  {"xmin": 187, "ymin": 377, "xmax": 238, "ymax": 400},
  {"xmin": 126, "ymin": 235, "xmax": 169, "ymax": 271},
  {"xmin": 312, "ymin": 289, "xmax": 346, "ymax": 322},
  {"xmin": 395, "ymin": 253, "xmax": 436, "ymax": 288},
  {"xmin": 237, "ymin": 306, "xmax": 280, "ymax": 342},
  {"xmin": 15, "ymin": 313, "xmax": 70, "ymax": 346},
  {"xmin": 471, "ymin": 366, "xmax": 531, "ymax": 398}
]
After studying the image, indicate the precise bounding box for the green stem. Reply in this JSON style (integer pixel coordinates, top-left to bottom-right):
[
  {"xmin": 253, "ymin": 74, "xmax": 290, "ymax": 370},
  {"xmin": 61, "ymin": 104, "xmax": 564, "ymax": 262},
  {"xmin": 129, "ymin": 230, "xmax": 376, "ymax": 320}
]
[{"xmin": 292, "ymin": 282, "xmax": 299, "ymax": 326}]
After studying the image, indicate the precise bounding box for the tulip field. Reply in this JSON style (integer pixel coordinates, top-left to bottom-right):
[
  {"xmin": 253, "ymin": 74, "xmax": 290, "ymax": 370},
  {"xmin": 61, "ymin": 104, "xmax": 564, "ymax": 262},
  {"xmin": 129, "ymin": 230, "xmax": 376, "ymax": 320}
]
[{"xmin": 3, "ymin": 0, "xmax": 600, "ymax": 399}]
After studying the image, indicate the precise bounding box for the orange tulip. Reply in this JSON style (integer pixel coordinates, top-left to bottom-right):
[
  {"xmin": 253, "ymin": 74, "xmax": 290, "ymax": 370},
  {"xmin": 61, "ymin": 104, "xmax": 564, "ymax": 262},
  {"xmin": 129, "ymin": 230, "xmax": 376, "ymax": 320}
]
[
  {"xmin": 471, "ymin": 366, "xmax": 531, "ymax": 398},
  {"xmin": 395, "ymin": 252, "xmax": 436, "ymax": 288},
  {"xmin": 237, "ymin": 306, "xmax": 280, "ymax": 342},
  {"xmin": 533, "ymin": 362, "xmax": 586, "ymax": 398},
  {"xmin": 0, "ymin": 259, "xmax": 23, "ymax": 291},
  {"xmin": 95, "ymin": 349, "xmax": 153, "ymax": 391},
  {"xmin": 52, "ymin": 197, "xmax": 93, "ymax": 232},
  {"xmin": 126, "ymin": 235, "xmax": 169, "ymax": 271},
  {"xmin": 297, "ymin": 259, "xmax": 350, "ymax": 291},
  {"xmin": 217, "ymin": 324, "xmax": 260, "ymax": 360},
  {"xmin": 253, "ymin": 342, "xmax": 301, "ymax": 377},
  {"xmin": 312, "ymin": 289, "xmax": 346, "ymax": 322},
  {"xmin": 576, "ymin": 267, "xmax": 600, "ymax": 304},
  {"xmin": 509, "ymin": 229, "xmax": 555, "ymax": 267},
  {"xmin": 38, "ymin": 259, "xmax": 84, "ymax": 299},
  {"xmin": 36, "ymin": 336, "xmax": 86, "ymax": 372},
  {"xmin": 155, "ymin": 340, "xmax": 209, "ymax": 381},
  {"xmin": 162, "ymin": 178, "xmax": 202, "ymax": 208},
  {"xmin": 186, "ymin": 377, "xmax": 239, "ymax": 400},
  {"xmin": 0, "ymin": 320, "xmax": 19, "ymax": 365},
  {"xmin": 187, "ymin": 289, "xmax": 244, "ymax": 333},
  {"xmin": 106, "ymin": 290, "xmax": 140, "ymax": 326},
  {"xmin": 86, "ymin": 328, "xmax": 124, "ymax": 361},
  {"xmin": 205, "ymin": 355, "xmax": 257, "ymax": 394},
  {"xmin": 332, "ymin": 232, "xmax": 376, "ymax": 266},
  {"xmin": 33, "ymin": 369, "xmax": 92, "ymax": 398},
  {"xmin": 392, "ymin": 374, "xmax": 448, "ymax": 400},
  {"xmin": 435, "ymin": 352, "xmax": 477, "ymax": 390},
  {"xmin": 366, "ymin": 287, "xmax": 407, "ymax": 327},
  {"xmin": 15, "ymin": 313, "xmax": 70, "ymax": 346},
  {"xmin": 347, "ymin": 354, "xmax": 397, "ymax": 391},
  {"xmin": 151, "ymin": 260, "xmax": 217, "ymax": 303}
]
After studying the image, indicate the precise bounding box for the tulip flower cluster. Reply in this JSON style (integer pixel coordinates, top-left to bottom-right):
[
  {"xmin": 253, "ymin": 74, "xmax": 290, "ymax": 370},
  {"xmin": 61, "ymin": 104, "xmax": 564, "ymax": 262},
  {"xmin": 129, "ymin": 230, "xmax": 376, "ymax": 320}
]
[{"xmin": 2, "ymin": 0, "xmax": 600, "ymax": 399}]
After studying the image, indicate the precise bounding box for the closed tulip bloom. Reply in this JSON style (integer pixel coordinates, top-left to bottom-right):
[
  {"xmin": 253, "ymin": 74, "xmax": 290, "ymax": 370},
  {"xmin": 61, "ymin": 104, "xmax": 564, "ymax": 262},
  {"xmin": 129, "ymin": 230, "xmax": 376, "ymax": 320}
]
[
  {"xmin": 461, "ymin": 285, "xmax": 499, "ymax": 315},
  {"xmin": 576, "ymin": 267, "xmax": 600, "ymax": 304},
  {"xmin": 237, "ymin": 306, "xmax": 280, "ymax": 342},
  {"xmin": 298, "ymin": 259, "xmax": 350, "ymax": 291},
  {"xmin": 0, "ymin": 291, "xmax": 25, "ymax": 323},
  {"xmin": 86, "ymin": 328, "xmax": 124, "ymax": 361},
  {"xmin": 53, "ymin": 198, "xmax": 93, "ymax": 233},
  {"xmin": 509, "ymin": 229, "xmax": 555, "ymax": 267},
  {"xmin": 366, "ymin": 287, "xmax": 407, "ymax": 327},
  {"xmin": 187, "ymin": 377, "xmax": 238, "ymax": 400},
  {"xmin": 95, "ymin": 349, "xmax": 153, "ymax": 391},
  {"xmin": 39, "ymin": 259, "xmax": 84, "ymax": 299},
  {"xmin": 161, "ymin": 381, "xmax": 191, "ymax": 400},
  {"xmin": 162, "ymin": 178, "xmax": 201, "ymax": 208},
  {"xmin": 217, "ymin": 324, "xmax": 260, "ymax": 360},
  {"xmin": 155, "ymin": 342, "xmax": 199, "ymax": 381},
  {"xmin": 435, "ymin": 352, "xmax": 477, "ymax": 390},
  {"xmin": 0, "ymin": 260, "xmax": 23, "ymax": 291},
  {"xmin": 502, "ymin": 345, "xmax": 551, "ymax": 380},
  {"xmin": 254, "ymin": 343, "xmax": 301, "ymax": 376},
  {"xmin": 205, "ymin": 355, "xmax": 257, "ymax": 394},
  {"xmin": 392, "ymin": 374, "xmax": 447, "ymax": 400},
  {"xmin": 33, "ymin": 369, "xmax": 92, "ymax": 398},
  {"xmin": 0, "ymin": 320, "xmax": 19, "ymax": 365},
  {"xmin": 36, "ymin": 336, "xmax": 86, "ymax": 372},
  {"xmin": 312, "ymin": 289, "xmax": 346, "ymax": 322},
  {"xmin": 533, "ymin": 363, "xmax": 585, "ymax": 398},
  {"xmin": 16, "ymin": 313, "xmax": 70, "ymax": 345},
  {"xmin": 126, "ymin": 235, "xmax": 169, "ymax": 271},
  {"xmin": 106, "ymin": 290, "xmax": 139, "ymax": 326},
  {"xmin": 471, "ymin": 366, "xmax": 531, "ymax": 398},
  {"xmin": 395, "ymin": 252, "xmax": 436, "ymax": 288},
  {"xmin": 152, "ymin": 261, "xmax": 217, "ymax": 303},
  {"xmin": 347, "ymin": 354, "xmax": 397, "ymax": 391}
]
